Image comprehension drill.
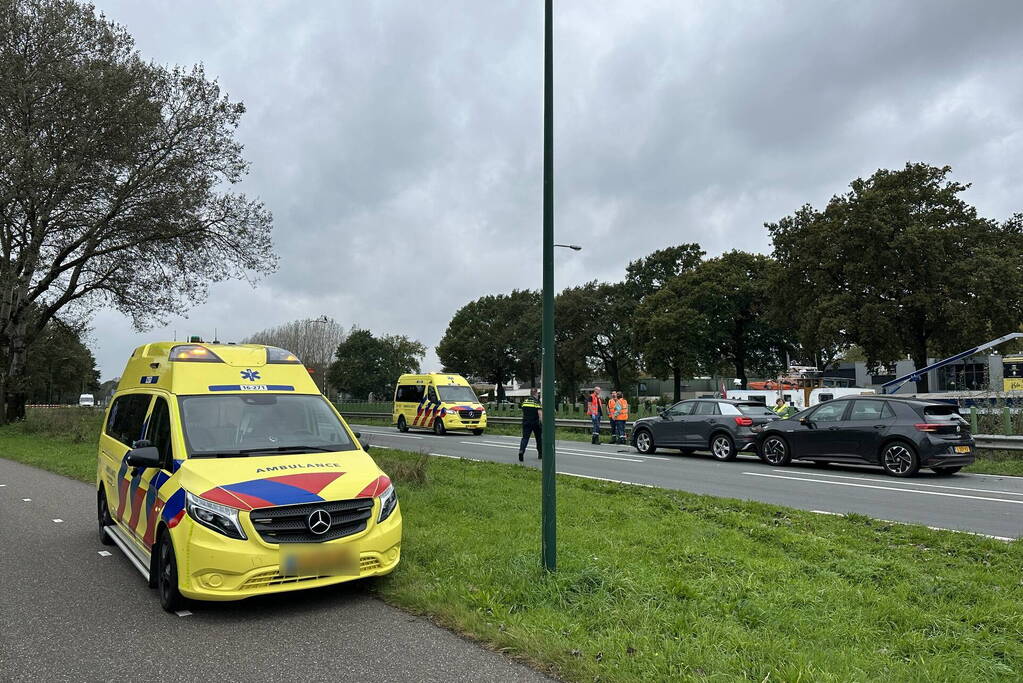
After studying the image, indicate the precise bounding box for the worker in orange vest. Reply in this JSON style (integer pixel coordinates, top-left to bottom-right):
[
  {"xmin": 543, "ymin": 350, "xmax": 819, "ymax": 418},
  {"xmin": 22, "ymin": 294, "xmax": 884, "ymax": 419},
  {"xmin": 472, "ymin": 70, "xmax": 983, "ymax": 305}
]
[
  {"xmin": 607, "ymin": 392, "xmax": 619, "ymax": 444},
  {"xmin": 614, "ymin": 392, "xmax": 629, "ymax": 444},
  {"xmin": 586, "ymin": 387, "xmax": 603, "ymax": 445}
]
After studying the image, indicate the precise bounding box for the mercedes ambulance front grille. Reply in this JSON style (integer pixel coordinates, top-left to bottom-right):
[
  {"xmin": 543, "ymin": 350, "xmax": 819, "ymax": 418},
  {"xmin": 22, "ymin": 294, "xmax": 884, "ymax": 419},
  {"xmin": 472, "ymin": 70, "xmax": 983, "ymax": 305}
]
[
  {"xmin": 458, "ymin": 409, "xmax": 481, "ymax": 420},
  {"xmin": 250, "ymin": 498, "xmax": 375, "ymax": 544}
]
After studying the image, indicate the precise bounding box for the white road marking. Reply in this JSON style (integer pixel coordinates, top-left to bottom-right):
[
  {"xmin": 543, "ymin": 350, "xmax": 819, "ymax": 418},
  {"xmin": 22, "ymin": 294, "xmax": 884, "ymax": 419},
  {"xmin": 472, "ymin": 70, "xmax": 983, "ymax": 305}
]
[
  {"xmin": 0, "ymin": 483, "xmax": 6, "ymax": 486},
  {"xmin": 781, "ymin": 470, "xmax": 1023, "ymax": 497},
  {"xmin": 558, "ymin": 472, "xmax": 654, "ymax": 487},
  {"xmin": 52, "ymin": 519, "xmax": 63, "ymax": 523},
  {"xmin": 429, "ymin": 453, "xmax": 459, "ymax": 459},
  {"xmin": 463, "ymin": 441, "xmax": 643, "ymax": 462},
  {"xmin": 22, "ymin": 498, "xmax": 30, "ymax": 502},
  {"xmin": 175, "ymin": 610, "xmax": 192, "ymax": 617},
  {"xmin": 358, "ymin": 431, "xmax": 422, "ymax": 440},
  {"xmin": 97, "ymin": 551, "xmax": 112, "ymax": 557},
  {"xmin": 743, "ymin": 471, "xmax": 1023, "ymax": 506},
  {"xmin": 808, "ymin": 509, "xmax": 1013, "ymax": 541}
]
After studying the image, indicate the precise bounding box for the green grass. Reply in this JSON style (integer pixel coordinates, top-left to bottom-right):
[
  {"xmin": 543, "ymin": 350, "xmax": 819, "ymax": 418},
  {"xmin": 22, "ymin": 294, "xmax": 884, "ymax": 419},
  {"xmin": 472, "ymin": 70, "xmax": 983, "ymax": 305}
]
[
  {"xmin": 966, "ymin": 450, "xmax": 1023, "ymax": 477},
  {"xmin": 367, "ymin": 448, "xmax": 1023, "ymax": 681},
  {"xmin": 3, "ymin": 416, "xmax": 1023, "ymax": 679}
]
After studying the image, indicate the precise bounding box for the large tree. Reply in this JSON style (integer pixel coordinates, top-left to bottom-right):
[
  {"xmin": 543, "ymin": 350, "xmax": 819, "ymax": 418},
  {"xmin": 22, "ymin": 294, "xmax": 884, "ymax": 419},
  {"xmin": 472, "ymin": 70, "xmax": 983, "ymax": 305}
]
[
  {"xmin": 769, "ymin": 163, "xmax": 1023, "ymax": 391},
  {"xmin": 435, "ymin": 290, "xmax": 538, "ymax": 400},
  {"xmin": 244, "ymin": 317, "xmax": 347, "ymax": 390},
  {"xmin": 674, "ymin": 251, "xmax": 791, "ymax": 388},
  {"xmin": 625, "ymin": 243, "xmax": 704, "ymax": 298},
  {"xmin": 0, "ymin": 0, "xmax": 274, "ymax": 420},
  {"xmin": 23, "ymin": 317, "xmax": 98, "ymax": 404},
  {"xmin": 327, "ymin": 328, "xmax": 425, "ymax": 400},
  {"xmin": 634, "ymin": 290, "xmax": 703, "ymax": 402},
  {"xmin": 556, "ymin": 281, "xmax": 640, "ymax": 392}
]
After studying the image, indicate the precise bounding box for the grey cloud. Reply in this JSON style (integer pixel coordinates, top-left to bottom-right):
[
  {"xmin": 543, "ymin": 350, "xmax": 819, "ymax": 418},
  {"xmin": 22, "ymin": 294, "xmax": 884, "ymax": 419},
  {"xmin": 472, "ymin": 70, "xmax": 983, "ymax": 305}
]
[{"xmin": 87, "ymin": 0, "xmax": 1023, "ymax": 379}]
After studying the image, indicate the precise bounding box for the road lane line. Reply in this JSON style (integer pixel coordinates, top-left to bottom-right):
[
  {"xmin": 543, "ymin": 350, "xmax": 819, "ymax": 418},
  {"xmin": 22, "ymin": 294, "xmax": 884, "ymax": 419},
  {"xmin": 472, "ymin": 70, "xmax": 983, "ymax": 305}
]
[
  {"xmin": 97, "ymin": 551, "xmax": 112, "ymax": 557},
  {"xmin": 22, "ymin": 498, "xmax": 30, "ymax": 502},
  {"xmin": 52, "ymin": 519, "xmax": 63, "ymax": 523},
  {"xmin": 175, "ymin": 610, "xmax": 192, "ymax": 617},
  {"xmin": 558, "ymin": 472, "xmax": 653, "ymax": 487},
  {"xmin": 778, "ymin": 470, "xmax": 1023, "ymax": 497},
  {"xmin": 462, "ymin": 441, "xmax": 643, "ymax": 462},
  {"xmin": 743, "ymin": 471, "xmax": 1023, "ymax": 506},
  {"xmin": 429, "ymin": 453, "xmax": 459, "ymax": 459},
  {"xmin": 808, "ymin": 510, "xmax": 1013, "ymax": 541},
  {"xmin": 358, "ymin": 431, "xmax": 423, "ymax": 440}
]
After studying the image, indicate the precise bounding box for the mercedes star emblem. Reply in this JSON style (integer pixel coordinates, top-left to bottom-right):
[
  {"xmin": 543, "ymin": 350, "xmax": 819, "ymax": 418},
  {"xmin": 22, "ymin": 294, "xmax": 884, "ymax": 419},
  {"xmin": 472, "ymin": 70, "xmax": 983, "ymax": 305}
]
[{"xmin": 307, "ymin": 509, "xmax": 331, "ymax": 535}]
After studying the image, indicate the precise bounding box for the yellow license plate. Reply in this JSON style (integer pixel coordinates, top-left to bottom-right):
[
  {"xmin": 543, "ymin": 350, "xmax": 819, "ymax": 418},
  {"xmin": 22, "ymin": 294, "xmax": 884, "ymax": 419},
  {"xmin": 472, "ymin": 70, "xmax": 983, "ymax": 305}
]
[{"xmin": 954, "ymin": 446, "xmax": 972, "ymax": 454}]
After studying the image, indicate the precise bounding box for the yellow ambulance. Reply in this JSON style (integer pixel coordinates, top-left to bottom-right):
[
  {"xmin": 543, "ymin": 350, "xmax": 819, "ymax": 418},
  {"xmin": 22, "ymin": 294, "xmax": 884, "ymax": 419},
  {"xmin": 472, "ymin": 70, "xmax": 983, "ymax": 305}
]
[
  {"xmin": 96, "ymin": 341, "xmax": 401, "ymax": 612},
  {"xmin": 392, "ymin": 373, "xmax": 486, "ymax": 435}
]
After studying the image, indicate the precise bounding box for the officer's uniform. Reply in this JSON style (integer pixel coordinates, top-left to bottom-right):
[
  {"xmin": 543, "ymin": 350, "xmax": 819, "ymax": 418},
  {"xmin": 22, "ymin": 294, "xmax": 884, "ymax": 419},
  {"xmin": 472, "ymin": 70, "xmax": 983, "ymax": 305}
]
[{"xmin": 518, "ymin": 396, "xmax": 542, "ymax": 461}]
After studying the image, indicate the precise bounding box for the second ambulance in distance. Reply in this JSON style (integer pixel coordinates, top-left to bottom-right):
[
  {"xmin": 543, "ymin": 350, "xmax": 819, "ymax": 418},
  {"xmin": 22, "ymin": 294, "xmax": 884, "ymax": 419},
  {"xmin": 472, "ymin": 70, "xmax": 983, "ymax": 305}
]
[
  {"xmin": 392, "ymin": 373, "xmax": 486, "ymax": 435},
  {"xmin": 96, "ymin": 341, "xmax": 401, "ymax": 612}
]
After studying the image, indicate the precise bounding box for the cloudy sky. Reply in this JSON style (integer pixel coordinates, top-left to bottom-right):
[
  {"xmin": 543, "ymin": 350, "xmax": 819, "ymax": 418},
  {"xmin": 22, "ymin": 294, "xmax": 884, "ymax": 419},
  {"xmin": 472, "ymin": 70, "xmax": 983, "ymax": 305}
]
[{"xmin": 89, "ymin": 0, "xmax": 1023, "ymax": 380}]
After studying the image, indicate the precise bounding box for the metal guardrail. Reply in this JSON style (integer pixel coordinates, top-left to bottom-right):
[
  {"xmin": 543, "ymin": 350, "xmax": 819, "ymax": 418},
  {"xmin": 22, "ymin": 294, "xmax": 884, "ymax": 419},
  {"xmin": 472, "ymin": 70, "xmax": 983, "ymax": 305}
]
[
  {"xmin": 973, "ymin": 435, "xmax": 1023, "ymax": 451},
  {"xmin": 339, "ymin": 410, "xmax": 1023, "ymax": 452},
  {"xmin": 339, "ymin": 411, "xmax": 623, "ymax": 432}
]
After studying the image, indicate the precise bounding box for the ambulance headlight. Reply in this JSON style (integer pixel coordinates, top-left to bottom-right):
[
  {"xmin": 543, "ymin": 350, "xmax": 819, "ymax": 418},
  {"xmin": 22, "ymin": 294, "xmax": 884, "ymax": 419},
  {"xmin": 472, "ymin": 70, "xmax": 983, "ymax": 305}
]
[
  {"xmin": 378, "ymin": 484, "xmax": 398, "ymax": 523},
  {"xmin": 185, "ymin": 491, "xmax": 247, "ymax": 540}
]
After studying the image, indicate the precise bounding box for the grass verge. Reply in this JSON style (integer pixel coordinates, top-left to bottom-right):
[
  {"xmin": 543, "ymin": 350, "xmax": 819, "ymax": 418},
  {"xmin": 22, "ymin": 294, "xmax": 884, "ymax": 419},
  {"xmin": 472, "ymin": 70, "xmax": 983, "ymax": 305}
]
[
  {"xmin": 2, "ymin": 417, "xmax": 1023, "ymax": 679},
  {"xmin": 368, "ymin": 448, "xmax": 1023, "ymax": 681},
  {"xmin": 347, "ymin": 414, "xmax": 601, "ymax": 443}
]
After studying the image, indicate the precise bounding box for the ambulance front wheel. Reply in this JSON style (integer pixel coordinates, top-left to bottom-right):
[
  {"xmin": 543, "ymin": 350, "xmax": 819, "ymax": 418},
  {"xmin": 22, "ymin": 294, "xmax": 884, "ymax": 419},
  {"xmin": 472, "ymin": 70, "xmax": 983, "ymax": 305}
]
[
  {"xmin": 397, "ymin": 415, "xmax": 408, "ymax": 432},
  {"xmin": 433, "ymin": 418, "xmax": 446, "ymax": 435},
  {"xmin": 156, "ymin": 531, "xmax": 186, "ymax": 613},
  {"xmin": 97, "ymin": 488, "xmax": 114, "ymax": 546}
]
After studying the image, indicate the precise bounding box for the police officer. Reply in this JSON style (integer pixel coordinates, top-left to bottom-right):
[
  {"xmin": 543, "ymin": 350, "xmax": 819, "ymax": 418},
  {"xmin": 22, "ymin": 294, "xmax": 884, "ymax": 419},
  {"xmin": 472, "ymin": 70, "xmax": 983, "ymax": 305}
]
[{"xmin": 518, "ymin": 388, "xmax": 542, "ymax": 462}]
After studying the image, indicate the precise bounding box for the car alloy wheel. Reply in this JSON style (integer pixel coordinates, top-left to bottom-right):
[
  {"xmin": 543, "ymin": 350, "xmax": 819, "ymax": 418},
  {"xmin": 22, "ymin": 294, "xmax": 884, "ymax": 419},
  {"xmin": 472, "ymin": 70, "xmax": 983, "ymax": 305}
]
[
  {"xmin": 761, "ymin": 435, "xmax": 790, "ymax": 466},
  {"xmin": 711, "ymin": 434, "xmax": 736, "ymax": 461},
  {"xmin": 635, "ymin": 430, "xmax": 655, "ymax": 454},
  {"xmin": 881, "ymin": 442, "xmax": 919, "ymax": 477}
]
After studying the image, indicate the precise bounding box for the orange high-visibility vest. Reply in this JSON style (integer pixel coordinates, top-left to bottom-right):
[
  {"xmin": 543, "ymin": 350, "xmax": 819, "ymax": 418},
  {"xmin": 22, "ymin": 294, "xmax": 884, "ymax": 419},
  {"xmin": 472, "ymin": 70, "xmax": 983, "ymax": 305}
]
[{"xmin": 616, "ymin": 398, "xmax": 629, "ymax": 421}]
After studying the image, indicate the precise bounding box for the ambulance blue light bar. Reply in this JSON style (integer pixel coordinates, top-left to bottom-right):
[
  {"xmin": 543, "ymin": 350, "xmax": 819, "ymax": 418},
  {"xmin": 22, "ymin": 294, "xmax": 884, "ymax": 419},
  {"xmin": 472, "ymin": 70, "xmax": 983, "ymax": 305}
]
[{"xmin": 169, "ymin": 344, "xmax": 224, "ymax": 363}]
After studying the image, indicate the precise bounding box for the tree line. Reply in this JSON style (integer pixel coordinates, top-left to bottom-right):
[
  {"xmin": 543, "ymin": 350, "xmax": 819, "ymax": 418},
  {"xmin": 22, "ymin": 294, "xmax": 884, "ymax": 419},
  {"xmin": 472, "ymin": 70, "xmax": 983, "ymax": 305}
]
[{"xmin": 437, "ymin": 163, "xmax": 1023, "ymax": 398}]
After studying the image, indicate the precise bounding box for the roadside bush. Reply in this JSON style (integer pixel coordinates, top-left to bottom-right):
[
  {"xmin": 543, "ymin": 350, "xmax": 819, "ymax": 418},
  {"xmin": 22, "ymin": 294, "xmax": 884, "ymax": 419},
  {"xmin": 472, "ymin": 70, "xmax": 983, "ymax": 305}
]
[
  {"xmin": 370, "ymin": 448, "xmax": 430, "ymax": 486},
  {"xmin": 19, "ymin": 407, "xmax": 103, "ymax": 443}
]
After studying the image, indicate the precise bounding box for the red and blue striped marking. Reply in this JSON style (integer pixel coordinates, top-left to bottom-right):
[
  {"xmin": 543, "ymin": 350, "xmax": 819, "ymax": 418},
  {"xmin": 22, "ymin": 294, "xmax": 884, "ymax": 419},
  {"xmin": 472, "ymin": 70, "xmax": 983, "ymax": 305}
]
[{"xmin": 200, "ymin": 472, "xmax": 345, "ymax": 511}]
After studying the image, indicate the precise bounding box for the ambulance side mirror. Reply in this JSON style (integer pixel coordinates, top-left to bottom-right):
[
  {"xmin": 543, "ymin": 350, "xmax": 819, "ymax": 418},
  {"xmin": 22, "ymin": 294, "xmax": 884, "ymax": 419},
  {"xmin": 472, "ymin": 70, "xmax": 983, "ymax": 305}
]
[{"xmin": 126, "ymin": 446, "xmax": 162, "ymax": 469}]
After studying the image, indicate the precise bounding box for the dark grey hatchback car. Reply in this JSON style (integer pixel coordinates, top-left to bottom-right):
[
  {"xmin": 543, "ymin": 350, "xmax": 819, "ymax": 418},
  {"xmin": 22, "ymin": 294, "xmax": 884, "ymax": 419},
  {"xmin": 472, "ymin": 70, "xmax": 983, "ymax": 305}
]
[
  {"xmin": 631, "ymin": 399, "xmax": 780, "ymax": 460},
  {"xmin": 755, "ymin": 396, "xmax": 975, "ymax": 477}
]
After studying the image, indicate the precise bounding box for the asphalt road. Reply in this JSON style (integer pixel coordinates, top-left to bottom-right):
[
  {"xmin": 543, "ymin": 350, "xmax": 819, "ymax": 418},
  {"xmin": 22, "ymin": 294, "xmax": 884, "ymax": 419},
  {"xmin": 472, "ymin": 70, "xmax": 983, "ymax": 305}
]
[
  {"xmin": 0, "ymin": 458, "xmax": 551, "ymax": 682},
  {"xmin": 352, "ymin": 424, "xmax": 1023, "ymax": 540}
]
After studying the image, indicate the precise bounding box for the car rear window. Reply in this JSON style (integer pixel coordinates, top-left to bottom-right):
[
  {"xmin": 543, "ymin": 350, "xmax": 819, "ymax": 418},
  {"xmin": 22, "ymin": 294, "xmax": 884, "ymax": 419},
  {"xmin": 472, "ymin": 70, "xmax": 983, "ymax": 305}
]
[
  {"xmin": 737, "ymin": 404, "xmax": 777, "ymax": 417},
  {"xmin": 923, "ymin": 405, "xmax": 967, "ymax": 423}
]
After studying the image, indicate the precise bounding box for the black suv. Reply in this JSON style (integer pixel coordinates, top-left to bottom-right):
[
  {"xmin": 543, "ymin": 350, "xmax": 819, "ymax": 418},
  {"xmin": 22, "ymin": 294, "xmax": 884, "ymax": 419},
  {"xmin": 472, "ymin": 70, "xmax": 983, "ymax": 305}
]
[
  {"xmin": 755, "ymin": 396, "xmax": 974, "ymax": 477},
  {"xmin": 631, "ymin": 399, "xmax": 780, "ymax": 460}
]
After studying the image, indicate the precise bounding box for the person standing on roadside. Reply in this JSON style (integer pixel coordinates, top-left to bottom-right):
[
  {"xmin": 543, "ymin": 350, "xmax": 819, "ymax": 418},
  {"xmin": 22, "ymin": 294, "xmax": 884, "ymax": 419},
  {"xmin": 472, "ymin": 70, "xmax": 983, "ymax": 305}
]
[
  {"xmin": 607, "ymin": 391, "xmax": 620, "ymax": 444},
  {"xmin": 615, "ymin": 392, "xmax": 629, "ymax": 444},
  {"xmin": 517, "ymin": 388, "xmax": 543, "ymax": 462},
  {"xmin": 587, "ymin": 386, "xmax": 603, "ymax": 445}
]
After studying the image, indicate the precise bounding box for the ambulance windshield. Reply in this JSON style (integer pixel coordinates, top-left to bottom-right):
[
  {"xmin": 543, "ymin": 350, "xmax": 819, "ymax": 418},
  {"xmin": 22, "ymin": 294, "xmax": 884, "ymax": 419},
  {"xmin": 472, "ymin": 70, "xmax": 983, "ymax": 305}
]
[
  {"xmin": 179, "ymin": 394, "xmax": 356, "ymax": 457},
  {"xmin": 437, "ymin": 385, "xmax": 478, "ymax": 404}
]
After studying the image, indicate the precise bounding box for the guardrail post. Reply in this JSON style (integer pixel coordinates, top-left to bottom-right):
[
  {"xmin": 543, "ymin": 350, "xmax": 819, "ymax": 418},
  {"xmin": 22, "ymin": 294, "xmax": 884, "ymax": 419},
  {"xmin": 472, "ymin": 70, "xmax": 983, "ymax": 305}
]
[
  {"xmin": 970, "ymin": 406, "xmax": 978, "ymax": 433},
  {"xmin": 1004, "ymin": 407, "xmax": 1013, "ymax": 435}
]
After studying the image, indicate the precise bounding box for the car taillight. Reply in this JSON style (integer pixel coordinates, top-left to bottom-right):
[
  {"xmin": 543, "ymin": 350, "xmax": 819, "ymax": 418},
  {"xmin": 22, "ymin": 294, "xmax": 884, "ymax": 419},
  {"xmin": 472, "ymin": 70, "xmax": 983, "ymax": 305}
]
[
  {"xmin": 914, "ymin": 423, "xmax": 941, "ymax": 432},
  {"xmin": 734, "ymin": 417, "xmax": 754, "ymax": 427}
]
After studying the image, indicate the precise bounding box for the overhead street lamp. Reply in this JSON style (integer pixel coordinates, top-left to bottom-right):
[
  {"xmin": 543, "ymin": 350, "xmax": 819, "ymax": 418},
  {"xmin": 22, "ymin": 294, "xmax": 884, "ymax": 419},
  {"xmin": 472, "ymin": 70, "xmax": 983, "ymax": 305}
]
[{"xmin": 554, "ymin": 244, "xmax": 581, "ymax": 251}]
